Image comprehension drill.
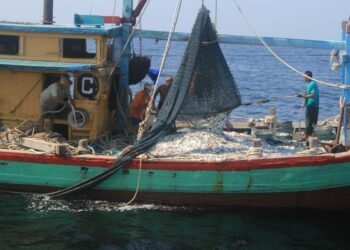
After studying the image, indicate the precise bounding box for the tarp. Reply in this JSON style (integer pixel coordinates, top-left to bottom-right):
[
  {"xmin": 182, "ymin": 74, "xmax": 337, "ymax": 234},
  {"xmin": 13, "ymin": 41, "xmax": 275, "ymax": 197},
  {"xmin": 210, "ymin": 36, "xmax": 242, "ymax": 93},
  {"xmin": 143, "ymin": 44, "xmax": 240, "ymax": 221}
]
[{"xmin": 0, "ymin": 58, "xmax": 96, "ymax": 72}]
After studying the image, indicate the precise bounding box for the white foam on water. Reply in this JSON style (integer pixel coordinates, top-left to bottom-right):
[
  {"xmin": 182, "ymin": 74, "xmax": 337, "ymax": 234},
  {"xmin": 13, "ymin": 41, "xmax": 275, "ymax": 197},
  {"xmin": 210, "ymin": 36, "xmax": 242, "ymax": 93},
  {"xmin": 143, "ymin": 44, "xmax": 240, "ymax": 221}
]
[{"xmin": 25, "ymin": 195, "xmax": 193, "ymax": 213}]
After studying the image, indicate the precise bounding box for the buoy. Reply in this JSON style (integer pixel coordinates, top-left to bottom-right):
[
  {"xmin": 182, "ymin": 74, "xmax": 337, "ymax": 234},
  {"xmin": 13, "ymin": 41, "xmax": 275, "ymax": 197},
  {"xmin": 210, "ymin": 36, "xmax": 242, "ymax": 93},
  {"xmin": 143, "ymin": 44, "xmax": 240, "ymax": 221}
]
[{"xmin": 68, "ymin": 108, "xmax": 89, "ymax": 128}]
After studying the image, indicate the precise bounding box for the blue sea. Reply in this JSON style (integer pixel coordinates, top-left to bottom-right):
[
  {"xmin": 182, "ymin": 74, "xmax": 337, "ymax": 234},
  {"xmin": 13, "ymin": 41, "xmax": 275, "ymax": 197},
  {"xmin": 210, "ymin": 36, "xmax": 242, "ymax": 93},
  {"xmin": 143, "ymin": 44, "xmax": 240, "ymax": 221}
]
[{"xmin": 0, "ymin": 40, "xmax": 347, "ymax": 249}]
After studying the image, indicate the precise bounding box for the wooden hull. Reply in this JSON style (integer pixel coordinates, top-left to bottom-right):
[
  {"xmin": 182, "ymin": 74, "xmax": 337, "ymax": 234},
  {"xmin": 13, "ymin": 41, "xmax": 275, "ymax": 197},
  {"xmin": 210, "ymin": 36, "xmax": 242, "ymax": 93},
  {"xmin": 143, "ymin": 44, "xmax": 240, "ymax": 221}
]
[{"xmin": 1, "ymin": 150, "xmax": 350, "ymax": 210}]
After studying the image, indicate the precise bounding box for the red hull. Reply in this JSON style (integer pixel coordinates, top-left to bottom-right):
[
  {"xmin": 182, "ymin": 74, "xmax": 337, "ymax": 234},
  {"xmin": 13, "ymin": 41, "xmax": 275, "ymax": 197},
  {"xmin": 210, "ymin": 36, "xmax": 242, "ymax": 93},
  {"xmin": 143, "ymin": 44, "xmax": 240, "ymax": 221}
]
[
  {"xmin": 2, "ymin": 183, "xmax": 350, "ymax": 210},
  {"xmin": 1, "ymin": 150, "xmax": 350, "ymax": 171}
]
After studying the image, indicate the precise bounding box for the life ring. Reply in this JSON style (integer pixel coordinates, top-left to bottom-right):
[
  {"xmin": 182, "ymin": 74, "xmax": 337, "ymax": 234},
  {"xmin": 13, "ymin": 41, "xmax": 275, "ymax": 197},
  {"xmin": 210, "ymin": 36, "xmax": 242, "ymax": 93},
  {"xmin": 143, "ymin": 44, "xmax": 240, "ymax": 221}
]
[{"xmin": 68, "ymin": 108, "xmax": 89, "ymax": 128}]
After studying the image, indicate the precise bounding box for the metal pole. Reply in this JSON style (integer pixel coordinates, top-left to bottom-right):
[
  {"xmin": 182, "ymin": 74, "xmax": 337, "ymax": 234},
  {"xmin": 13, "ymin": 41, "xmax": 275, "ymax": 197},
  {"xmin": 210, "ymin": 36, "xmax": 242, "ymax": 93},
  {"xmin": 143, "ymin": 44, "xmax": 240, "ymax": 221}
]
[
  {"xmin": 115, "ymin": 0, "xmax": 133, "ymax": 131},
  {"xmin": 120, "ymin": 0, "xmax": 133, "ymax": 88},
  {"xmin": 341, "ymin": 20, "xmax": 350, "ymax": 145},
  {"xmin": 43, "ymin": 0, "xmax": 54, "ymax": 25}
]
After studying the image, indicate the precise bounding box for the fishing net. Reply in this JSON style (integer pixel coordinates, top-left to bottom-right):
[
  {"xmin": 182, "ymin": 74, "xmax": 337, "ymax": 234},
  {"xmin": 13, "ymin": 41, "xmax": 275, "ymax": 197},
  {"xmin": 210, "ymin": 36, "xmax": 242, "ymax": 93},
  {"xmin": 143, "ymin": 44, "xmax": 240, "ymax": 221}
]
[{"xmin": 157, "ymin": 6, "xmax": 241, "ymax": 127}]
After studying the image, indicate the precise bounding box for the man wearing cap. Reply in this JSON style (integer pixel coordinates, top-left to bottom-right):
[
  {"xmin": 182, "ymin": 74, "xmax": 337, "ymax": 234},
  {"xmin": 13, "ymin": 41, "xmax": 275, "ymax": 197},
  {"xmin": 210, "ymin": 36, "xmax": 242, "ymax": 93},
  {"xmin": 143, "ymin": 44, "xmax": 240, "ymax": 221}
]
[
  {"xmin": 39, "ymin": 75, "xmax": 74, "ymax": 131},
  {"xmin": 128, "ymin": 83, "xmax": 153, "ymax": 131}
]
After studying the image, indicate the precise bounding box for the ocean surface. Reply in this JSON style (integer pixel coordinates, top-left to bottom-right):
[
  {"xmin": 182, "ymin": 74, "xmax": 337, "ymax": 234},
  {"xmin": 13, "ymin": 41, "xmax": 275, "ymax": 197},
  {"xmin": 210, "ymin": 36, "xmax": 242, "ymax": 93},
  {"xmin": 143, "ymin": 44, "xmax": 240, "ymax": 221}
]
[
  {"xmin": 1, "ymin": 40, "xmax": 347, "ymax": 249},
  {"xmin": 135, "ymin": 39, "xmax": 341, "ymax": 121}
]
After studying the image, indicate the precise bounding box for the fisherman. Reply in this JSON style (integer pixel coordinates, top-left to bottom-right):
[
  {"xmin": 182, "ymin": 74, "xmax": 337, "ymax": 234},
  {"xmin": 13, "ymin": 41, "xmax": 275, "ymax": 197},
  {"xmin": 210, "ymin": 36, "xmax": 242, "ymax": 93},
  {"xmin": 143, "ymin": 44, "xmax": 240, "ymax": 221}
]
[
  {"xmin": 128, "ymin": 83, "xmax": 154, "ymax": 131},
  {"xmin": 154, "ymin": 76, "xmax": 173, "ymax": 110},
  {"xmin": 39, "ymin": 75, "xmax": 74, "ymax": 131},
  {"xmin": 298, "ymin": 71, "xmax": 319, "ymax": 141}
]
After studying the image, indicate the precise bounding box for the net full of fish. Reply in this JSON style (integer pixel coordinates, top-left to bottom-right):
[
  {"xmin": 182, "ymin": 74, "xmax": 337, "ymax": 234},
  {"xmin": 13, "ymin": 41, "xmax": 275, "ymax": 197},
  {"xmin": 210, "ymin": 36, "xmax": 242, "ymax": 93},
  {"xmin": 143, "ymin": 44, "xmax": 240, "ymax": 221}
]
[{"xmin": 145, "ymin": 127, "xmax": 302, "ymax": 161}]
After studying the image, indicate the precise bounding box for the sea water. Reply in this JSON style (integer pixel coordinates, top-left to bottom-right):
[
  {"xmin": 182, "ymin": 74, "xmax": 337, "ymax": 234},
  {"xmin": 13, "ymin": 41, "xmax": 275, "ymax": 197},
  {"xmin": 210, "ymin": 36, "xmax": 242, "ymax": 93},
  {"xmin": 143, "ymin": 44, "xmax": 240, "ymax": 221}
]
[
  {"xmin": 1, "ymin": 194, "xmax": 349, "ymax": 249},
  {"xmin": 0, "ymin": 40, "xmax": 347, "ymax": 249}
]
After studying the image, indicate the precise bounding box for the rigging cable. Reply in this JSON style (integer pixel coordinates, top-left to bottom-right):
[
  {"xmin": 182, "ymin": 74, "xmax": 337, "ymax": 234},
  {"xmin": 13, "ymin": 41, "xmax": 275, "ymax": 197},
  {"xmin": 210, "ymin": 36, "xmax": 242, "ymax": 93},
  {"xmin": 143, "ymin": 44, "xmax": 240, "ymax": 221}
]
[
  {"xmin": 138, "ymin": 9, "xmax": 143, "ymax": 56},
  {"xmin": 232, "ymin": 0, "xmax": 350, "ymax": 90},
  {"xmin": 112, "ymin": 0, "xmax": 117, "ymax": 24},
  {"xmin": 215, "ymin": 0, "xmax": 218, "ymax": 28},
  {"xmin": 137, "ymin": 0, "xmax": 183, "ymax": 139},
  {"xmin": 89, "ymin": 0, "xmax": 95, "ymax": 15}
]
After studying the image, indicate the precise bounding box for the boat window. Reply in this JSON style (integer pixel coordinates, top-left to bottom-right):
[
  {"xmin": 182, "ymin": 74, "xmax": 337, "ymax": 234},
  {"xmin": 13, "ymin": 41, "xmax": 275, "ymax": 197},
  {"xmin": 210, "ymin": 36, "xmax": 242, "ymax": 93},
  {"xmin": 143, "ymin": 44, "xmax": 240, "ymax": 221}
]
[
  {"xmin": 0, "ymin": 35, "xmax": 19, "ymax": 55},
  {"xmin": 62, "ymin": 38, "xmax": 96, "ymax": 59}
]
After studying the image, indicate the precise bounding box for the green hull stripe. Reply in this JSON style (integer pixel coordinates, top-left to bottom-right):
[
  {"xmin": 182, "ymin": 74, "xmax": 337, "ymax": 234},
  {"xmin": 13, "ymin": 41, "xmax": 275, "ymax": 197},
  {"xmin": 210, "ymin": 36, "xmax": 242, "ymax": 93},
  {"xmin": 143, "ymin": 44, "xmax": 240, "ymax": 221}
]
[{"xmin": 1, "ymin": 160, "xmax": 350, "ymax": 193}]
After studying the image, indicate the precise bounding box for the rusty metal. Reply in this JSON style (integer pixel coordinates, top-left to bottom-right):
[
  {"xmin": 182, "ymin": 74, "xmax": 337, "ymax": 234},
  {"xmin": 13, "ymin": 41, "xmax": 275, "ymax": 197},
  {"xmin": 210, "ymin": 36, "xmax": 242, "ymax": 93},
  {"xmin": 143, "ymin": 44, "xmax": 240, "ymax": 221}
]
[
  {"xmin": 342, "ymin": 20, "xmax": 348, "ymax": 32},
  {"xmin": 133, "ymin": 0, "xmax": 147, "ymax": 19},
  {"xmin": 43, "ymin": 0, "xmax": 54, "ymax": 25},
  {"xmin": 335, "ymin": 101, "xmax": 345, "ymax": 145}
]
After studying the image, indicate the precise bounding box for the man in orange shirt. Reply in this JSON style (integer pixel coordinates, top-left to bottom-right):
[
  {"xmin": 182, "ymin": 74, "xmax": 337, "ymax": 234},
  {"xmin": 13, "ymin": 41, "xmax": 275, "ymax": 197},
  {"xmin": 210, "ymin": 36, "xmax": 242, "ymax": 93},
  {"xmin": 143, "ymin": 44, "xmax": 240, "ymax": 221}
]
[{"xmin": 128, "ymin": 83, "xmax": 153, "ymax": 131}]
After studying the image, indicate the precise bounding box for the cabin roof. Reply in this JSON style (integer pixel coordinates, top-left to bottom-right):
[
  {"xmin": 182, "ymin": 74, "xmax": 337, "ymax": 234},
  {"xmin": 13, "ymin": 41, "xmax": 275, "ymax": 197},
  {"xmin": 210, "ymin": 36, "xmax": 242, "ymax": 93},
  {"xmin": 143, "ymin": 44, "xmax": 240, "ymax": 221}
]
[
  {"xmin": 0, "ymin": 59, "xmax": 96, "ymax": 72},
  {"xmin": 0, "ymin": 23, "xmax": 122, "ymax": 37}
]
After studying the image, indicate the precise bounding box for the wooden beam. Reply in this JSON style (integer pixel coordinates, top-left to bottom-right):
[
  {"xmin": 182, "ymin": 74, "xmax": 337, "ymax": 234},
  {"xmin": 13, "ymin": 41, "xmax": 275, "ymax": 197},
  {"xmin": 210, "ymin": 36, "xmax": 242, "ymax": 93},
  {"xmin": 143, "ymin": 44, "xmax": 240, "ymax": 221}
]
[
  {"xmin": 19, "ymin": 137, "xmax": 67, "ymax": 155},
  {"xmin": 1, "ymin": 133, "xmax": 67, "ymax": 155}
]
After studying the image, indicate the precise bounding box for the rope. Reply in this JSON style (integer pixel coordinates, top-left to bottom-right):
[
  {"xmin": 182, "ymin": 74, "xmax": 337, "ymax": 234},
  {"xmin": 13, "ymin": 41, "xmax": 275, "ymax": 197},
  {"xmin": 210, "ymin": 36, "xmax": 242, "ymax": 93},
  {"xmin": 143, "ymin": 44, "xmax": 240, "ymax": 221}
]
[
  {"xmin": 139, "ymin": 19, "xmax": 143, "ymax": 56},
  {"xmin": 293, "ymin": 99, "xmax": 305, "ymax": 137},
  {"xmin": 123, "ymin": 155, "xmax": 143, "ymax": 206},
  {"xmin": 0, "ymin": 119, "xmax": 81, "ymax": 154},
  {"xmin": 107, "ymin": 0, "xmax": 151, "ymax": 82},
  {"xmin": 241, "ymin": 94, "xmax": 299, "ymax": 106},
  {"xmin": 232, "ymin": 0, "xmax": 350, "ymax": 90},
  {"xmin": 137, "ymin": 0, "xmax": 183, "ymax": 140},
  {"xmin": 214, "ymin": 0, "xmax": 218, "ymax": 28}
]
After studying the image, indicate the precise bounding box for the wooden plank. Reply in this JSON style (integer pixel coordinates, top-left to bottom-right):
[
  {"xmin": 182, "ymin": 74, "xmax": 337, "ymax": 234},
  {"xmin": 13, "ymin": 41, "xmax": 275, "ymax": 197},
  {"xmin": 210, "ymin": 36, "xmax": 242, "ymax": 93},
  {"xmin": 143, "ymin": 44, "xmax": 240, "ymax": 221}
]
[
  {"xmin": 0, "ymin": 133, "xmax": 67, "ymax": 155},
  {"xmin": 19, "ymin": 137, "xmax": 66, "ymax": 155}
]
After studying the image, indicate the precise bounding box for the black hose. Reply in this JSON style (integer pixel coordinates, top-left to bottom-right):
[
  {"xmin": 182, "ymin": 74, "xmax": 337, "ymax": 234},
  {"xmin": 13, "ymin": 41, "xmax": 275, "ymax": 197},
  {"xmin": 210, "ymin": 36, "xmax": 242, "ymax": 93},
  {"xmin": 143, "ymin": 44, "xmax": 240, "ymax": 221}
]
[{"xmin": 45, "ymin": 129, "xmax": 168, "ymax": 198}]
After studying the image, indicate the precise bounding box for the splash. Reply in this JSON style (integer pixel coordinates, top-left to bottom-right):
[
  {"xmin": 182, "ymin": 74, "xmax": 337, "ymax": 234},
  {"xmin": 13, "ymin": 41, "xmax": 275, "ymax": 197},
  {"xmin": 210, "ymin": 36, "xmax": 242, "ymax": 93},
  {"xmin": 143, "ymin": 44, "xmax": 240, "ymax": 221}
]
[{"xmin": 25, "ymin": 195, "xmax": 198, "ymax": 213}]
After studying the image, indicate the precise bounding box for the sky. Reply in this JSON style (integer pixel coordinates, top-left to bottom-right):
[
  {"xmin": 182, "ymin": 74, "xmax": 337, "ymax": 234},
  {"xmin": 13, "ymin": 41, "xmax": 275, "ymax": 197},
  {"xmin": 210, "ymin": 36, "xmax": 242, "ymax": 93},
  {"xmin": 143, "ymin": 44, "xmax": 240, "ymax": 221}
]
[{"xmin": 0, "ymin": 0, "xmax": 349, "ymax": 40}]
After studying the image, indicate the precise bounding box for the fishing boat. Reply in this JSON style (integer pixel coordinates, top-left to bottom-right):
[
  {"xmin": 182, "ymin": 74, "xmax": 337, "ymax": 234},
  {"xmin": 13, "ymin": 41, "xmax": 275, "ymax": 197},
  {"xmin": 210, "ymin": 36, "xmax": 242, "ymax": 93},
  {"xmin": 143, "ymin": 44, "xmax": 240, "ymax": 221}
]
[{"xmin": 0, "ymin": 0, "xmax": 350, "ymax": 210}]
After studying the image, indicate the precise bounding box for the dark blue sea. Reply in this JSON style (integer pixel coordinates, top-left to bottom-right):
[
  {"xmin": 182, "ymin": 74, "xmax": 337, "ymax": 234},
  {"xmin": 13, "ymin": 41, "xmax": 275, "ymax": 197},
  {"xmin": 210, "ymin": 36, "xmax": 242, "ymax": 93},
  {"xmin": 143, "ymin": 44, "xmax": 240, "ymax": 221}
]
[{"xmin": 1, "ymin": 40, "xmax": 347, "ymax": 249}]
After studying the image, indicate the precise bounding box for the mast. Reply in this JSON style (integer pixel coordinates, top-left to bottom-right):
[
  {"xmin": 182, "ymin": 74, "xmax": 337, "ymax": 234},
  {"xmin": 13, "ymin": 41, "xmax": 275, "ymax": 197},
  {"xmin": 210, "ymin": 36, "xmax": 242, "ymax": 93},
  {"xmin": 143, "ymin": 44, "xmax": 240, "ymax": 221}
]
[
  {"xmin": 43, "ymin": 0, "xmax": 54, "ymax": 25},
  {"xmin": 120, "ymin": 0, "xmax": 133, "ymax": 87},
  {"xmin": 341, "ymin": 20, "xmax": 350, "ymax": 145}
]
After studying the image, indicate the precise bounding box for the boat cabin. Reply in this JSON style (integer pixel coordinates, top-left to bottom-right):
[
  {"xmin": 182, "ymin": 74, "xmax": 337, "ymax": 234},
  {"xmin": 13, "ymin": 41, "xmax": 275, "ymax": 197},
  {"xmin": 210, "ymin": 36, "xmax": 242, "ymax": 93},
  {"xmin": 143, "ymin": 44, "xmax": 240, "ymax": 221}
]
[{"xmin": 0, "ymin": 21, "xmax": 125, "ymax": 141}]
